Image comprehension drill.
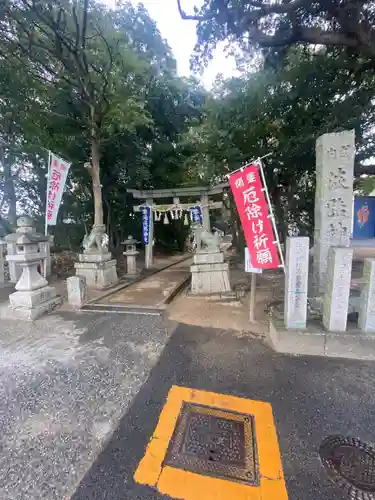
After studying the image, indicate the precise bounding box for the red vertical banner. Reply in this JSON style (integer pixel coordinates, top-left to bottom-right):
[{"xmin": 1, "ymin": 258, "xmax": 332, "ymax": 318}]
[{"xmin": 229, "ymin": 164, "xmax": 281, "ymax": 269}]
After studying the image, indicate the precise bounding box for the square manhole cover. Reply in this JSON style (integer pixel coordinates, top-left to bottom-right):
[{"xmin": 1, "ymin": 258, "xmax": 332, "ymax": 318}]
[{"xmin": 163, "ymin": 402, "xmax": 259, "ymax": 485}]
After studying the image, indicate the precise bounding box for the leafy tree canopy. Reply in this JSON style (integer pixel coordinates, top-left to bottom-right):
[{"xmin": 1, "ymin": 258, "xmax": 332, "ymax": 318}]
[{"xmin": 177, "ymin": 0, "xmax": 375, "ymax": 70}]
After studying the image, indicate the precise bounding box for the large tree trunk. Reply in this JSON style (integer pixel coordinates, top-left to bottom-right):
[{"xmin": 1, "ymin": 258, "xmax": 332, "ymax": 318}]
[{"xmin": 90, "ymin": 136, "xmax": 103, "ymax": 227}]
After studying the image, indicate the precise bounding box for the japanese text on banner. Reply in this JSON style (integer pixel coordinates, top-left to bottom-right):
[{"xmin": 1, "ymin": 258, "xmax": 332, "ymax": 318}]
[
  {"xmin": 142, "ymin": 206, "xmax": 151, "ymax": 244},
  {"xmin": 190, "ymin": 205, "xmax": 203, "ymax": 225},
  {"xmin": 229, "ymin": 164, "xmax": 280, "ymax": 269},
  {"xmin": 46, "ymin": 153, "xmax": 71, "ymax": 226}
]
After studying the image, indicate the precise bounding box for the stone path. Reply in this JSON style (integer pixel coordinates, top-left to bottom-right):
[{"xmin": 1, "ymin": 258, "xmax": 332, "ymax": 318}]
[
  {"xmin": 89, "ymin": 256, "xmax": 192, "ymax": 311},
  {"xmin": 0, "ymin": 312, "xmax": 175, "ymax": 500}
]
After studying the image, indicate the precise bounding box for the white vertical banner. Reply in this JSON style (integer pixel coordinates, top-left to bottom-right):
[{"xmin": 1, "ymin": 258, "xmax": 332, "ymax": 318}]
[{"xmin": 45, "ymin": 152, "xmax": 71, "ymax": 229}]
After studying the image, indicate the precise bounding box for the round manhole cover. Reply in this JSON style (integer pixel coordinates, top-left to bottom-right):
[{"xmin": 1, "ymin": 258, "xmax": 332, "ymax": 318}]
[{"xmin": 319, "ymin": 435, "xmax": 375, "ymax": 498}]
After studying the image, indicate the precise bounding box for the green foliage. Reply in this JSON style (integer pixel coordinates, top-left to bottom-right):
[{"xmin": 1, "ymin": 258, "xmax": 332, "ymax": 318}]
[
  {"xmin": 0, "ymin": 0, "xmax": 207, "ymax": 249},
  {"xmin": 181, "ymin": 47, "xmax": 375, "ymax": 239},
  {"xmin": 177, "ymin": 0, "xmax": 375, "ymax": 71}
]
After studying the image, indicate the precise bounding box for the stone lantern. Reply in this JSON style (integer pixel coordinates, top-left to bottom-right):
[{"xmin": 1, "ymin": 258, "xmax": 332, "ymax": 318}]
[
  {"xmin": 1, "ymin": 233, "xmax": 61, "ymax": 320},
  {"xmin": 4, "ymin": 216, "xmax": 51, "ymax": 282},
  {"xmin": 122, "ymin": 235, "xmax": 139, "ymax": 276}
]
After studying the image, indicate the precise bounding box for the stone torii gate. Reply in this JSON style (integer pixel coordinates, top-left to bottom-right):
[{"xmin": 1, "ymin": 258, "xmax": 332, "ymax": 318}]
[{"xmin": 127, "ymin": 184, "xmax": 228, "ymax": 268}]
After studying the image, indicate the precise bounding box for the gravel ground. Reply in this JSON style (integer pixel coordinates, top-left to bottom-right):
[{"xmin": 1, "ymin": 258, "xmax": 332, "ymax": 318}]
[{"xmin": 0, "ymin": 311, "xmax": 175, "ymax": 500}]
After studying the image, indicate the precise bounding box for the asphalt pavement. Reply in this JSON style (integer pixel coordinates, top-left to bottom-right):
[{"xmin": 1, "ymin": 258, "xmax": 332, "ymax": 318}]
[{"xmin": 71, "ymin": 322, "xmax": 375, "ymax": 500}]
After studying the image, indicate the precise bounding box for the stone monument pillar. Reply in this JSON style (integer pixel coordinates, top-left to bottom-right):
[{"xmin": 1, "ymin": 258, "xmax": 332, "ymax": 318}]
[
  {"xmin": 122, "ymin": 235, "xmax": 139, "ymax": 276},
  {"xmin": 284, "ymin": 237, "xmax": 309, "ymax": 329},
  {"xmin": 74, "ymin": 224, "xmax": 118, "ymax": 289},
  {"xmin": 1, "ymin": 234, "xmax": 61, "ymax": 320},
  {"xmin": 313, "ymin": 130, "xmax": 355, "ymax": 296},
  {"xmin": 322, "ymin": 247, "xmax": 353, "ymax": 332},
  {"xmin": 358, "ymin": 258, "xmax": 375, "ymax": 333},
  {"xmin": 190, "ymin": 229, "xmax": 231, "ymax": 294}
]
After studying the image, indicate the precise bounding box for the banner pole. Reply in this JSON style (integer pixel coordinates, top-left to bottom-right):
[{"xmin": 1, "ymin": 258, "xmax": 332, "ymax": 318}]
[
  {"xmin": 257, "ymin": 158, "xmax": 285, "ymax": 271},
  {"xmin": 45, "ymin": 150, "xmax": 51, "ymax": 237},
  {"xmin": 43, "ymin": 151, "xmax": 51, "ymax": 278},
  {"xmin": 226, "ymin": 152, "xmax": 272, "ymax": 178},
  {"xmin": 249, "ymin": 272, "xmax": 257, "ymax": 322}
]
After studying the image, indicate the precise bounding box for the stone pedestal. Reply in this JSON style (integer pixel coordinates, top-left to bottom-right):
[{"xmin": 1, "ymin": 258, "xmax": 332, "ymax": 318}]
[
  {"xmin": 323, "ymin": 247, "xmax": 353, "ymax": 332},
  {"xmin": 125, "ymin": 252, "xmax": 137, "ymax": 275},
  {"xmin": 1, "ymin": 234, "xmax": 61, "ymax": 320},
  {"xmin": 284, "ymin": 237, "xmax": 309, "ymax": 329},
  {"xmin": 190, "ymin": 251, "xmax": 231, "ymax": 294},
  {"xmin": 74, "ymin": 251, "xmax": 118, "ymax": 289},
  {"xmin": 358, "ymin": 258, "xmax": 375, "ymax": 333},
  {"xmin": 67, "ymin": 276, "xmax": 87, "ymax": 308},
  {"xmin": 313, "ymin": 130, "xmax": 355, "ymax": 296},
  {"xmin": 122, "ymin": 235, "xmax": 139, "ymax": 276}
]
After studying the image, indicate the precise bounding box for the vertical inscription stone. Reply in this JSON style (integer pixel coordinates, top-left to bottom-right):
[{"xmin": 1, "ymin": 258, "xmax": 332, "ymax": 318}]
[
  {"xmin": 284, "ymin": 237, "xmax": 309, "ymax": 329},
  {"xmin": 358, "ymin": 258, "xmax": 375, "ymax": 333},
  {"xmin": 323, "ymin": 247, "xmax": 353, "ymax": 332},
  {"xmin": 313, "ymin": 130, "xmax": 355, "ymax": 295}
]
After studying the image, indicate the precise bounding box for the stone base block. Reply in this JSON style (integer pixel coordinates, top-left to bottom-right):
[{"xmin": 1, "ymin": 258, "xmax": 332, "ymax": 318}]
[
  {"xmin": 78, "ymin": 252, "xmax": 112, "ymax": 263},
  {"xmin": 9, "ymin": 286, "xmax": 57, "ymax": 308},
  {"xmin": 190, "ymin": 261, "xmax": 231, "ymax": 295},
  {"xmin": 1, "ymin": 293, "xmax": 62, "ymax": 321},
  {"xmin": 193, "ymin": 251, "xmax": 224, "ymax": 264},
  {"xmin": 74, "ymin": 259, "xmax": 118, "ymax": 289},
  {"xmin": 269, "ymin": 311, "xmax": 375, "ymax": 361}
]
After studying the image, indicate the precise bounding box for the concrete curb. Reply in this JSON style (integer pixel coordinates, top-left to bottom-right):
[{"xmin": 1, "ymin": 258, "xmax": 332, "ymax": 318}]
[{"xmin": 268, "ymin": 315, "xmax": 375, "ymax": 361}]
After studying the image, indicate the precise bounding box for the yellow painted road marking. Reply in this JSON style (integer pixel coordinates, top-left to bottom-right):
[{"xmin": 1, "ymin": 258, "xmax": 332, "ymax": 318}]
[{"xmin": 134, "ymin": 386, "xmax": 288, "ymax": 500}]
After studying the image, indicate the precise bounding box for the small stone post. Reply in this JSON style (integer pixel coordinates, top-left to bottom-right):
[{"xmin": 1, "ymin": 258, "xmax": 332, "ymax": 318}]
[
  {"xmin": 1, "ymin": 233, "xmax": 61, "ymax": 320},
  {"xmin": 358, "ymin": 258, "xmax": 375, "ymax": 333},
  {"xmin": 313, "ymin": 130, "xmax": 355, "ymax": 296},
  {"xmin": 323, "ymin": 247, "xmax": 353, "ymax": 332},
  {"xmin": 67, "ymin": 276, "xmax": 87, "ymax": 308},
  {"xmin": 284, "ymin": 237, "xmax": 309, "ymax": 329},
  {"xmin": 122, "ymin": 235, "xmax": 139, "ymax": 276}
]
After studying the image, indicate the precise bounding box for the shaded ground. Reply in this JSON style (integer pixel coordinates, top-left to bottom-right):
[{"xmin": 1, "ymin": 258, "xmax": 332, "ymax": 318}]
[{"xmin": 72, "ymin": 323, "xmax": 375, "ymax": 500}]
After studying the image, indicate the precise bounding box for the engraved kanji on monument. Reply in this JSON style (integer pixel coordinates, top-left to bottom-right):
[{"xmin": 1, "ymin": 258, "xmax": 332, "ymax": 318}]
[
  {"xmin": 323, "ymin": 247, "xmax": 353, "ymax": 332},
  {"xmin": 313, "ymin": 130, "xmax": 355, "ymax": 295},
  {"xmin": 358, "ymin": 258, "xmax": 375, "ymax": 333},
  {"xmin": 284, "ymin": 237, "xmax": 309, "ymax": 329}
]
